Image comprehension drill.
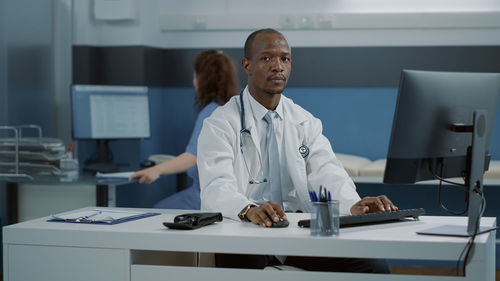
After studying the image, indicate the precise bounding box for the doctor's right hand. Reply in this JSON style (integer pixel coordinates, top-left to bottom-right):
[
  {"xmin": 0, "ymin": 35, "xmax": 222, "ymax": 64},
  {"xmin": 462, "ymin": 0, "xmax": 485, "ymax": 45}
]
[
  {"xmin": 129, "ymin": 167, "xmax": 161, "ymax": 184},
  {"xmin": 246, "ymin": 201, "xmax": 288, "ymax": 227}
]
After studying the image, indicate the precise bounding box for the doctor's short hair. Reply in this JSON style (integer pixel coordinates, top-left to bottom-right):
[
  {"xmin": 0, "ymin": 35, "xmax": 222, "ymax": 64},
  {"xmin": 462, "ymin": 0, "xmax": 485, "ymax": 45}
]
[
  {"xmin": 194, "ymin": 50, "xmax": 239, "ymax": 108},
  {"xmin": 244, "ymin": 28, "xmax": 284, "ymax": 59}
]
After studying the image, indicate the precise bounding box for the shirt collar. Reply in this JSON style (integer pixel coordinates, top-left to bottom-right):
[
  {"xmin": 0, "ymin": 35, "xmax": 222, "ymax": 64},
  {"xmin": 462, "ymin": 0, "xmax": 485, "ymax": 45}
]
[{"xmin": 245, "ymin": 86, "xmax": 283, "ymax": 121}]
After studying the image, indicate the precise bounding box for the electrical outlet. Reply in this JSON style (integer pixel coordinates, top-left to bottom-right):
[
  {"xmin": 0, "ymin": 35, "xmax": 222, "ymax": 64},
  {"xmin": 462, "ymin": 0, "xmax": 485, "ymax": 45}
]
[
  {"xmin": 297, "ymin": 15, "xmax": 314, "ymax": 29},
  {"xmin": 192, "ymin": 16, "xmax": 207, "ymax": 30},
  {"xmin": 317, "ymin": 14, "xmax": 333, "ymax": 29},
  {"xmin": 279, "ymin": 15, "xmax": 295, "ymax": 29}
]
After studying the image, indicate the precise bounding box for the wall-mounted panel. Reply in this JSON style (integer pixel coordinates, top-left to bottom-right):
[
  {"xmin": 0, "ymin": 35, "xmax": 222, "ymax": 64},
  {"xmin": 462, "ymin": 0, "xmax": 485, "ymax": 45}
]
[
  {"xmin": 73, "ymin": 46, "xmax": 145, "ymax": 86},
  {"xmin": 5, "ymin": 0, "xmax": 56, "ymax": 136},
  {"xmin": 0, "ymin": 0, "xmax": 7, "ymax": 126},
  {"xmin": 73, "ymin": 46, "xmax": 500, "ymax": 87}
]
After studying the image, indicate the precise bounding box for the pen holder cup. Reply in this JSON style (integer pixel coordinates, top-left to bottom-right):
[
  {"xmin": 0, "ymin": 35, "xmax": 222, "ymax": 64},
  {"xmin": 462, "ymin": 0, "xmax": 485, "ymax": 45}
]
[{"xmin": 310, "ymin": 200, "xmax": 339, "ymax": 236}]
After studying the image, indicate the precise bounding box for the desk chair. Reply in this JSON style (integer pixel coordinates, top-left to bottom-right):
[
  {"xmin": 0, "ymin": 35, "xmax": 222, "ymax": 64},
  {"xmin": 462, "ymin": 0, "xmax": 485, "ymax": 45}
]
[{"xmin": 198, "ymin": 253, "xmax": 304, "ymax": 271}]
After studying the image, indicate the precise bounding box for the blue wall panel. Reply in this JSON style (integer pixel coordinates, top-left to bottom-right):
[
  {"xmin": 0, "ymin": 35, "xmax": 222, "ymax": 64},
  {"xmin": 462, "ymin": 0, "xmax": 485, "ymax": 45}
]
[
  {"xmin": 285, "ymin": 87, "xmax": 398, "ymax": 160},
  {"xmin": 286, "ymin": 87, "xmax": 500, "ymax": 161},
  {"xmin": 119, "ymin": 87, "xmax": 198, "ymax": 207}
]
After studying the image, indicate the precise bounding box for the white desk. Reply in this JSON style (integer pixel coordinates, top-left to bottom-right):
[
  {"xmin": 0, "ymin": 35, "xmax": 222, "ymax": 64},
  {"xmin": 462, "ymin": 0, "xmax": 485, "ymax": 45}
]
[{"xmin": 2, "ymin": 207, "xmax": 496, "ymax": 281}]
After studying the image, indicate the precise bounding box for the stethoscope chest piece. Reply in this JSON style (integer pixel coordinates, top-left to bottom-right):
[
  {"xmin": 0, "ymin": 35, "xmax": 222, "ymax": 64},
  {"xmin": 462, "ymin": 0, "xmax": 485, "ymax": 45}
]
[{"xmin": 299, "ymin": 144, "xmax": 309, "ymax": 158}]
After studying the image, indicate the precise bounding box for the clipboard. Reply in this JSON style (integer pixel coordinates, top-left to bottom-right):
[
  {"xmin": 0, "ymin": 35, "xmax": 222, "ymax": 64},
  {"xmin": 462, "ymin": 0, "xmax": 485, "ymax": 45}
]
[
  {"xmin": 95, "ymin": 171, "xmax": 135, "ymax": 182},
  {"xmin": 48, "ymin": 209, "xmax": 160, "ymax": 225}
]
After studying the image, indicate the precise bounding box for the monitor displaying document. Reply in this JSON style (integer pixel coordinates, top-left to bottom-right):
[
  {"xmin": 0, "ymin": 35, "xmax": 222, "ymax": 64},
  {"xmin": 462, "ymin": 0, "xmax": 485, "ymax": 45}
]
[
  {"xmin": 71, "ymin": 85, "xmax": 151, "ymax": 173},
  {"xmin": 71, "ymin": 85, "xmax": 151, "ymax": 140}
]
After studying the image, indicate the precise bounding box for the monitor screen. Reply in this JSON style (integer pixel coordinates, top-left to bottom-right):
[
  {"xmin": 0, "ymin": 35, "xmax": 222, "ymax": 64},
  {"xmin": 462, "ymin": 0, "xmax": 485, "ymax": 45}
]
[
  {"xmin": 71, "ymin": 85, "xmax": 151, "ymax": 140},
  {"xmin": 384, "ymin": 70, "xmax": 500, "ymax": 184}
]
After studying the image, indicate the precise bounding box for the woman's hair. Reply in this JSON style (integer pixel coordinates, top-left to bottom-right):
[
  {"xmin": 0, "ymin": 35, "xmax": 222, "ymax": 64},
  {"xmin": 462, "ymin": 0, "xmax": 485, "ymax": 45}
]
[{"xmin": 194, "ymin": 50, "xmax": 239, "ymax": 108}]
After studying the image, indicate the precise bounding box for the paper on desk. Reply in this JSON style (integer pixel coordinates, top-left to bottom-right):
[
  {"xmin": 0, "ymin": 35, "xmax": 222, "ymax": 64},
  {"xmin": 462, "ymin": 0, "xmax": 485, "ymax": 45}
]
[{"xmin": 96, "ymin": 171, "xmax": 135, "ymax": 181}]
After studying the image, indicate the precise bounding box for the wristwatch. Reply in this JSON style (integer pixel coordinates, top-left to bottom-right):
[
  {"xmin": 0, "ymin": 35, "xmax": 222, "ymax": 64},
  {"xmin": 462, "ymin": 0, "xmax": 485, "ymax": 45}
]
[{"xmin": 238, "ymin": 204, "xmax": 257, "ymax": 221}]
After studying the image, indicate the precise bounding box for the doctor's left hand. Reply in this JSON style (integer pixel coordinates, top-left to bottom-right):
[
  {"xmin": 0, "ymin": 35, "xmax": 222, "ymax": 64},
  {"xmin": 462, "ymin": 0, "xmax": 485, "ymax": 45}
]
[{"xmin": 246, "ymin": 201, "xmax": 288, "ymax": 227}]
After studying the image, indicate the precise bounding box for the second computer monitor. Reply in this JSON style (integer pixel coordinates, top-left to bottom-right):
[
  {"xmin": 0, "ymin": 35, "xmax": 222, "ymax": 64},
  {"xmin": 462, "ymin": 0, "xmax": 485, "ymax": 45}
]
[
  {"xmin": 71, "ymin": 85, "xmax": 151, "ymax": 173},
  {"xmin": 384, "ymin": 70, "xmax": 500, "ymax": 184},
  {"xmin": 71, "ymin": 85, "xmax": 151, "ymax": 140}
]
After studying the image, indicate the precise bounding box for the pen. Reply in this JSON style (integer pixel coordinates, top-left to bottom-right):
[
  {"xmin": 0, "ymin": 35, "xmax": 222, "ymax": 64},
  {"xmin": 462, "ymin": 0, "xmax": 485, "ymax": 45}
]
[
  {"xmin": 76, "ymin": 210, "xmax": 102, "ymax": 222},
  {"xmin": 309, "ymin": 190, "xmax": 318, "ymax": 202},
  {"xmin": 309, "ymin": 190, "xmax": 315, "ymax": 202},
  {"xmin": 310, "ymin": 186, "xmax": 333, "ymax": 202},
  {"xmin": 318, "ymin": 186, "xmax": 332, "ymax": 232}
]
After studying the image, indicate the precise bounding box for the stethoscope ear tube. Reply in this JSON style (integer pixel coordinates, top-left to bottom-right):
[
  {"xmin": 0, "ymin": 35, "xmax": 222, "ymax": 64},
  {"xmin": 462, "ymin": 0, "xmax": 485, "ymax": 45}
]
[{"xmin": 239, "ymin": 90, "xmax": 246, "ymax": 130}]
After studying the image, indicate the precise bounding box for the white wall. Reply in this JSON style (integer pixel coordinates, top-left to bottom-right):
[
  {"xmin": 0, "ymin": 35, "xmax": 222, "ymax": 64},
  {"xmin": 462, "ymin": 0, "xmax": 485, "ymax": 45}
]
[{"xmin": 73, "ymin": 0, "xmax": 500, "ymax": 48}]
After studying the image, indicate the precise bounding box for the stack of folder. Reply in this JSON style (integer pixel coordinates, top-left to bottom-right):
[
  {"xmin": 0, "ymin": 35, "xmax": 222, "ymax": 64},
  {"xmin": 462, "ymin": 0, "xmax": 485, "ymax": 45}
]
[{"xmin": 0, "ymin": 125, "xmax": 77, "ymax": 179}]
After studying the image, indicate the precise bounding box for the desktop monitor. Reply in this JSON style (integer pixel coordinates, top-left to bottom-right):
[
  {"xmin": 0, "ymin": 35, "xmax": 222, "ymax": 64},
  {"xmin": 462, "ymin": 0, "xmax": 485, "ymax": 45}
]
[
  {"xmin": 71, "ymin": 85, "xmax": 151, "ymax": 173},
  {"xmin": 383, "ymin": 70, "xmax": 500, "ymax": 236}
]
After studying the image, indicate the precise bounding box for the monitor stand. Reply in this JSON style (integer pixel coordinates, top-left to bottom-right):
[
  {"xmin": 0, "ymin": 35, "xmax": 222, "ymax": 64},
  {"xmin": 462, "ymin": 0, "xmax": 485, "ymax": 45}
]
[
  {"xmin": 418, "ymin": 110, "xmax": 497, "ymax": 237},
  {"xmin": 417, "ymin": 225, "xmax": 496, "ymax": 237},
  {"xmin": 83, "ymin": 139, "xmax": 119, "ymax": 174}
]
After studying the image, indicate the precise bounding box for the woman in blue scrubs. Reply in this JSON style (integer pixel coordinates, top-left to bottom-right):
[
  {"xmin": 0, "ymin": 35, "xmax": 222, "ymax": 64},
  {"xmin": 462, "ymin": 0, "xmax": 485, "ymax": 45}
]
[{"xmin": 129, "ymin": 50, "xmax": 239, "ymax": 209}]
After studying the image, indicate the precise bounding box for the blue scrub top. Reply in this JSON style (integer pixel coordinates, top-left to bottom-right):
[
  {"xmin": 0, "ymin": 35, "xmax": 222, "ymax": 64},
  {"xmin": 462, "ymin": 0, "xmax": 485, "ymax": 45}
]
[{"xmin": 153, "ymin": 101, "xmax": 219, "ymax": 210}]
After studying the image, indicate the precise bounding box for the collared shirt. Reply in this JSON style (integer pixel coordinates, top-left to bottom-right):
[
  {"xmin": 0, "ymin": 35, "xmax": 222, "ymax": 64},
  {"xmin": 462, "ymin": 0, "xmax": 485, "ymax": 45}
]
[{"xmin": 245, "ymin": 87, "xmax": 298, "ymax": 212}]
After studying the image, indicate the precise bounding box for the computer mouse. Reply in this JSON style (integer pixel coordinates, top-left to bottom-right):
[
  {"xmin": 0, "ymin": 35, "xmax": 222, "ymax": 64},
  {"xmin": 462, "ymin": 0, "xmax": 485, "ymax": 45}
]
[
  {"xmin": 271, "ymin": 218, "xmax": 289, "ymax": 228},
  {"xmin": 140, "ymin": 160, "xmax": 156, "ymax": 168}
]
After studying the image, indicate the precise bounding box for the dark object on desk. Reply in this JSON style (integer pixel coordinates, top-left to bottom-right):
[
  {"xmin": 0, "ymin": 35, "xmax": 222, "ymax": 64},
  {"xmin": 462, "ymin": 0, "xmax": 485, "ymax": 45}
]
[
  {"xmin": 83, "ymin": 162, "xmax": 119, "ymax": 174},
  {"xmin": 176, "ymin": 172, "xmax": 188, "ymax": 191},
  {"xmin": 82, "ymin": 140, "xmax": 120, "ymax": 173},
  {"xmin": 298, "ymin": 208, "xmax": 425, "ymax": 228},
  {"xmin": 140, "ymin": 160, "xmax": 156, "ymax": 168},
  {"xmin": 163, "ymin": 212, "xmax": 223, "ymax": 230},
  {"xmin": 271, "ymin": 218, "xmax": 289, "ymax": 228}
]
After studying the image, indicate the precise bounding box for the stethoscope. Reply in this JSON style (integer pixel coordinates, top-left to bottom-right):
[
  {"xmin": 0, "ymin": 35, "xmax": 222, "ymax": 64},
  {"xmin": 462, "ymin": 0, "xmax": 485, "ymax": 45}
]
[
  {"xmin": 239, "ymin": 90, "xmax": 310, "ymax": 184},
  {"xmin": 239, "ymin": 90, "xmax": 269, "ymax": 184}
]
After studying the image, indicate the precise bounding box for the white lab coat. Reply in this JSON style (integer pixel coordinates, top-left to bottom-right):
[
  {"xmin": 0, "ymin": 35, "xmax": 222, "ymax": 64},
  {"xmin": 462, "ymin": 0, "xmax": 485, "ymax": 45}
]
[{"xmin": 197, "ymin": 91, "xmax": 361, "ymax": 220}]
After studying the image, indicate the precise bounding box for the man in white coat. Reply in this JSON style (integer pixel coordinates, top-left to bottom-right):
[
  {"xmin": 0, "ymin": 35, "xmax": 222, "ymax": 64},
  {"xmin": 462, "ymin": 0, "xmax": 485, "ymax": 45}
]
[{"xmin": 197, "ymin": 28, "xmax": 396, "ymax": 272}]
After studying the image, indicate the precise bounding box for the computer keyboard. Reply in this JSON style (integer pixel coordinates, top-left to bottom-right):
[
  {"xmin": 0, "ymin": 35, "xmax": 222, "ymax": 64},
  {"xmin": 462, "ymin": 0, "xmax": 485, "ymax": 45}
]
[{"xmin": 298, "ymin": 208, "xmax": 425, "ymax": 228}]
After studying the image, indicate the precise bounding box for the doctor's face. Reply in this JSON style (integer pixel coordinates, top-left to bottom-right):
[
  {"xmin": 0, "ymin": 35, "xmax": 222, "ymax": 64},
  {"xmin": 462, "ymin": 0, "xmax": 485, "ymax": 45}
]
[{"xmin": 243, "ymin": 32, "xmax": 291, "ymax": 96}]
